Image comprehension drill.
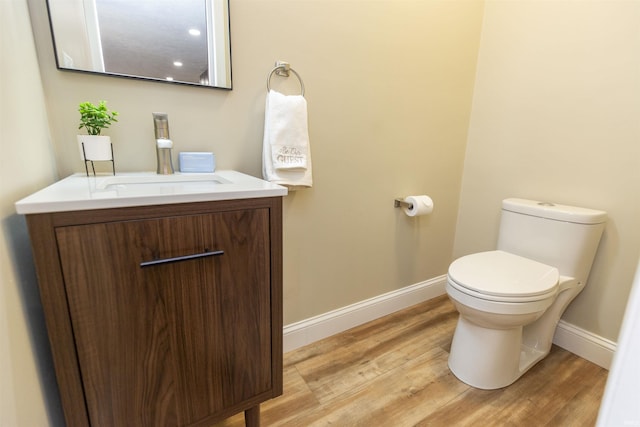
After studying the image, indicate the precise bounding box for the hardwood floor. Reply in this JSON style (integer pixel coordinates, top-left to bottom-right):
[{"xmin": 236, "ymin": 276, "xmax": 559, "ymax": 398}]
[{"xmin": 215, "ymin": 296, "xmax": 608, "ymax": 427}]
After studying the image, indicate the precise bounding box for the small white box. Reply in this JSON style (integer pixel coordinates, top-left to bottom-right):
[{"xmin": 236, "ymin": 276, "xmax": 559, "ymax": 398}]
[{"xmin": 179, "ymin": 152, "xmax": 215, "ymax": 173}]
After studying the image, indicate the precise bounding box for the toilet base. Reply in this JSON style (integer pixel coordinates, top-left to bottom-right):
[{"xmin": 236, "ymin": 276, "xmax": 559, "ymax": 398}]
[{"xmin": 448, "ymin": 316, "xmax": 547, "ymax": 389}]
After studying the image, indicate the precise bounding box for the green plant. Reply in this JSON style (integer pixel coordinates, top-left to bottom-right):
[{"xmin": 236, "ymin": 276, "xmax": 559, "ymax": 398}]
[{"xmin": 78, "ymin": 100, "xmax": 119, "ymax": 135}]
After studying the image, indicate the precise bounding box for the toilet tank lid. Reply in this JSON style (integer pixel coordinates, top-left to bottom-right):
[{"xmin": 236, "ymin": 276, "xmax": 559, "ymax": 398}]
[
  {"xmin": 502, "ymin": 198, "xmax": 607, "ymax": 224},
  {"xmin": 448, "ymin": 251, "xmax": 559, "ymax": 298}
]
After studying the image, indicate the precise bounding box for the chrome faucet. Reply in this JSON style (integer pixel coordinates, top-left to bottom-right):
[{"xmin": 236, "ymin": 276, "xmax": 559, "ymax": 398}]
[{"xmin": 153, "ymin": 112, "xmax": 174, "ymax": 175}]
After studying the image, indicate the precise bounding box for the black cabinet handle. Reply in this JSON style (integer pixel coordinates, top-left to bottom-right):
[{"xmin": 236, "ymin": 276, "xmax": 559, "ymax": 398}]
[{"xmin": 140, "ymin": 250, "xmax": 224, "ymax": 267}]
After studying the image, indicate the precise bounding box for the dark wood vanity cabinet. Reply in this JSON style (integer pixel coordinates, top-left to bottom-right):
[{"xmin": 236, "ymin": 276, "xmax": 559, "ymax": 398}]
[{"xmin": 25, "ymin": 197, "xmax": 283, "ymax": 427}]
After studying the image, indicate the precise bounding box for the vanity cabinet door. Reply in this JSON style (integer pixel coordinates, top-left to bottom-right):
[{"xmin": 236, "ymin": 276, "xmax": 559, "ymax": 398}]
[{"xmin": 55, "ymin": 208, "xmax": 272, "ymax": 426}]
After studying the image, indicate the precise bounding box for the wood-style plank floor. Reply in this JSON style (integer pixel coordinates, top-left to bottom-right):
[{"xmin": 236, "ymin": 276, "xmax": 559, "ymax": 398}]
[{"xmin": 215, "ymin": 295, "xmax": 608, "ymax": 427}]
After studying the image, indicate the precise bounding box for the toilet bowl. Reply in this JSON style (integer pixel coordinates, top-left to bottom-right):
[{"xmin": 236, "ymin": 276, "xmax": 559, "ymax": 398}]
[
  {"xmin": 446, "ymin": 250, "xmax": 564, "ymax": 389},
  {"xmin": 446, "ymin": 198, "xmax": 606, "ymax": 390}
]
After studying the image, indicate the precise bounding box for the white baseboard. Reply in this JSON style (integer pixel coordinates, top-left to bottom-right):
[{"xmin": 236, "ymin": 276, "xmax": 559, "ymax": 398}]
[
  {"xmin": 283, "ymin": 275, "xmax": 617, "ymax": 370},
  {"xmin": 553, "ymin": 320, "xmax": 616, "ymax": 369},
  {"xmin": 283, "ymin": 275, "xmax": 447, "ymax": 353}
]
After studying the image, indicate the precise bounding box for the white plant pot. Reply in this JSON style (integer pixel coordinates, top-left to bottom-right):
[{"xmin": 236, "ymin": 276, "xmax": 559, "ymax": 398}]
[{"xmin": 77, "ymin": 135, "xmax": 113, "ymax": 161}]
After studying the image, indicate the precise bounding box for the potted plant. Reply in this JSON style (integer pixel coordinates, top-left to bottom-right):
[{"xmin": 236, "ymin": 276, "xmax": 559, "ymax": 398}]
[{"xmin": 77, "ymin": 100, "xmax": 119, "ymax": 161}]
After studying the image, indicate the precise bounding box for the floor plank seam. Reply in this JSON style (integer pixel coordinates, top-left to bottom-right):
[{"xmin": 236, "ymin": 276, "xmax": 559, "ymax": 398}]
[{"xmin": 213, "ymin": 297, "xmax": 607, "ymax": 427}]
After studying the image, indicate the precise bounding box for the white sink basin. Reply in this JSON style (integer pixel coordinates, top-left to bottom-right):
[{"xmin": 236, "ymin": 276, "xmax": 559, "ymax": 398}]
[{"xmin": 95, "ymin": 173, "xmax": 232, "ymax": 190}]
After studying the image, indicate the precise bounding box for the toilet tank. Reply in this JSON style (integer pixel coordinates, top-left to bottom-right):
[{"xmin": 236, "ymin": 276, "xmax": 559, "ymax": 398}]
[{"xmin": 497, "ymin": 198, "xmax": 607, "ymax": 284}]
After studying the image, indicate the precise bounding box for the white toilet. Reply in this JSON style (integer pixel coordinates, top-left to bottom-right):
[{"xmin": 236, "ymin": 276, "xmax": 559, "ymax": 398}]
[{"xmin": 446, "ymin": 198, "xmax": 606, "ymax": 389}]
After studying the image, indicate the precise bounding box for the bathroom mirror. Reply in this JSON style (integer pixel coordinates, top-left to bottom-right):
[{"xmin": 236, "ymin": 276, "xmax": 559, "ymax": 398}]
[{"xmin": 45, "ymin": 0, "xmax": 232, "ymax": 89}]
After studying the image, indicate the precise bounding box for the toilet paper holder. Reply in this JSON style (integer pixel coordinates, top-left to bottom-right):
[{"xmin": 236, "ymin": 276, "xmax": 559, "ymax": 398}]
[{"xmin": 394, "ymin": 198, "xmax": 413, "ymax": 209}]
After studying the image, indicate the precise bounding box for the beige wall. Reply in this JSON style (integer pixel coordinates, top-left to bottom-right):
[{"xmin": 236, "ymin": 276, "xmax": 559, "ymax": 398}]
[
  {"xmin": 1, "ymin": 1, "xmax": 63, "ymax": 425},
  {"xmin": 454, "ymin": 0, "xmax": 640, "ymax": 342},
  {"xmin": 28, "ymin": 0, "xmax": 485, "ymax": 323}
]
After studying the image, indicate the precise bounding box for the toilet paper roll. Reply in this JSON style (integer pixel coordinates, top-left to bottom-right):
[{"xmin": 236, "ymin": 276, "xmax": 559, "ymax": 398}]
[{"xmin": 403, "ymin": 195, "xmax": 434, "ymax": 217}]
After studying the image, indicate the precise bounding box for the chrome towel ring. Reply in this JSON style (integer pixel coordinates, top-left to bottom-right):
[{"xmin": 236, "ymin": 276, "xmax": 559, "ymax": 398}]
[{"xmin": 266, "ymin": 61, "xmax": 305, "ymax": 96}]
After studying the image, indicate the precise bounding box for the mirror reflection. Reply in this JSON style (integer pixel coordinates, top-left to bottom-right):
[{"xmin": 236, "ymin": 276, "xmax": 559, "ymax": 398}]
[{"xmin": 46, "ymin": 0, "xmax": 232, "ymax": 89}]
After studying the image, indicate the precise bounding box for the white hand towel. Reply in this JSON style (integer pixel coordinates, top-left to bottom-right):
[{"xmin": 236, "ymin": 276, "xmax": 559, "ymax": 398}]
[
  {"xmin": 263, "ymin": 90, "xmax": 313, "ymax": 189},
  {"xmin": 267, "ymin": 90, "xmax": 309, "ymax": 170}
]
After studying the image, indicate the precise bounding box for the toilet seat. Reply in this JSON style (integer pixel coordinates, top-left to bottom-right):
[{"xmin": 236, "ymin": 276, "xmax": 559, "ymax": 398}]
[{"xmin": 447, "ymin": 250, "xmax": 559, "ymax": 303}]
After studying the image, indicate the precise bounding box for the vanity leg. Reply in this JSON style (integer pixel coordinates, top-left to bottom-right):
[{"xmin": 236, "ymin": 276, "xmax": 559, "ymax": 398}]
[{"xmin": 245, "ymin": 405, "xmax": 260, "ymax": 427}]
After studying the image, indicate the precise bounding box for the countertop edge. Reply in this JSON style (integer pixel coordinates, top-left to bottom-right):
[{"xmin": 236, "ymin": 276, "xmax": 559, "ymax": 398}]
[{"xmin": 15, "ymin": 171, "xmax": 288, "ymax": 215}]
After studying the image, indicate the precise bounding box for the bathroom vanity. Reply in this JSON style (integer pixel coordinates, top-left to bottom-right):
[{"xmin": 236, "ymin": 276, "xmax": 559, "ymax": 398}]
[{"xmin": 16, "ymin": 171, "xmax": 287, "ymax": 427}]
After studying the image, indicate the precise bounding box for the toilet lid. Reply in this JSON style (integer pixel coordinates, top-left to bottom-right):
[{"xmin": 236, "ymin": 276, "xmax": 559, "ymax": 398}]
[{"xmin": 448, "ymin": 250, "xmax": 559, "ymax": 299}]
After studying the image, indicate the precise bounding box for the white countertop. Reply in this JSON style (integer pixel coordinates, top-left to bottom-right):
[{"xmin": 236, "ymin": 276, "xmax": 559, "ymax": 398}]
[{"xmin": 15, "ymin": 171, "xmax": 288, "ymax": 214}]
